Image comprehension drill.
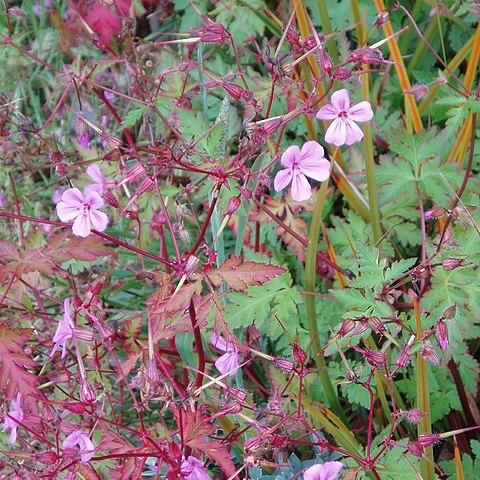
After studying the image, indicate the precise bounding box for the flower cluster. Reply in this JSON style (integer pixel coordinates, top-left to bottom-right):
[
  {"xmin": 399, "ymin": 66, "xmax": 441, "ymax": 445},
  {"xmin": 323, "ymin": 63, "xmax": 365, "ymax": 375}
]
[{"xmin": 275, "ymin": 89, "xmax": 374, "ymax": 202}]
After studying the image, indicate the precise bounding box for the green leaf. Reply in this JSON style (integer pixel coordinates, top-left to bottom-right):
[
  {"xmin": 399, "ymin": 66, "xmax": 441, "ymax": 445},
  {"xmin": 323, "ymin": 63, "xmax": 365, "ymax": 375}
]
[{"xmin": 122, "ymin": 105, "xmax": 147, "ymax": 127}]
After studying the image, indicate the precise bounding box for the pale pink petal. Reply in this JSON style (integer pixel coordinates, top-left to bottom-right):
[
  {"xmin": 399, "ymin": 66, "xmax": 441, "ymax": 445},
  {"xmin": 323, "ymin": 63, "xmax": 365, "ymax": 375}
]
[
  {"xmin": 186, "ymin": 467, "xmax": 211, "ymax": 480},
  {"xmin": 72, "ymin": 214, "xmax": 91, "ymax": 237},
  {"xmin": 84, "ymin": 190, "xmax": 104, "ymax": 210},
  {"xmin": 299, "ymin": 157, "xmax": 330, "ymax": 182},
  {"xmin": 84, "ymin": 184, "xmax": 103, "ymax": 196},
  {"xmin": 344, "ymin": 119, "xmax": 365, "ymax": 145},
  {"xmin": 321, "ymin": 461, "xmax": 343, "ymax": 480},
  {"xmin": 299, "ymin": 141, "xmax": 325, "ymax": 164},
  {"xmin": 86, "ymin": 164, "xmax": 105, "ymax": 184},
  {"xmin": 89, "ymin": 210, "xmax": 108, "ymax": 232},
  {"xmin": 316, "ymin": 103, "xmax": 338, "ymax": 120},
  {"xmin": 215, "ymin": 351, "xmax": 239, "ymax": 376},
  {"xmin": 290, "ymin": 172, "xmax": 312, "ymax": 202},
  {"xmin": 274, "ymin": 169, "xmax": 293, "ymax": 192},
  {"xmin": 78, "ymin": 435, "xmax": 95, "ymax": 462},
  {"xmin": 330, "ymin": 89, "xmax": 350, "ymax": 112},
  {"xmin": 211, "ymin": 333, "xmax": 228, "ymax": 352},
  {"xmin": 56, "ymin": 201, "xmax": 81, "ymax": 222},
  {"xmin": 325, "ymin": 118, "xmax": 347, "ymax": 146},
  {"xmin": 347, "ymin": 101, "xmax": 373, "ymax": 122},
  {"xmin": 280, "ymin": 145, "xmax": 300, "ymax": 168},
  {"xmin": 61, "ymin": 188, "xmax": 85, "ymax": 206},
  {"xmin": 63, "ymin": 430, "xmax": 82, "ymax": 449}
]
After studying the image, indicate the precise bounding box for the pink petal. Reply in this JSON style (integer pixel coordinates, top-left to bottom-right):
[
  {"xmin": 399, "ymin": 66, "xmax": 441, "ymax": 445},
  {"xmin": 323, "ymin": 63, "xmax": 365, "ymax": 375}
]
[
  {"xmin": 290, "ymin": 172, "xmax": 312, "ymax": 202},
  {"xmin": 63, "ymin": 430, "xmax": 82, "ymax": 449},
  {"xmin": 347, "ymin": 101, "xmax": 373, "ymax": 122},
  {"xmin": 61, "ymin": 188, "xmax": 85, "ymax": 206},
  {"xmin": 299, "ymin": 141, "xmax": 325, "ymax": 163},
  {"xmin": 211, "ymin": 333, "xmax": 228, "ymax": 352},
  {"xmin": 72, "ymin": 214, "xmax": 91, "ymax": 237},
  {"xmin": 299, "ymin": 157, "xmax": 330, "ymax": 183},
  {"xmin": 86, "ymin": 164, "xmax": 105, "ymax": 184},
  {"xmin": 78, "ymin": 435, "xmax": 95, "ymax": 462},
  {"xmin": 84, "ymin": 190, "xmax": 104, "ymax": 210},
  {"xmin": 344, "ymin": 119, "xmax": 365, "ymax": 145},
  {"xmin": 316, "ymin": 103, "xmax": 338, "ymax": 120},
  {"xmin": 84, "ymin": 184, "xmax": 103, "ymax": 196},
  {"xmin": 215, "ymin": 351, "xmax": 239, "ymax": 376},
  {"xmin": 280, "ymin": 145, "xmax": 300, "ymax": 168},
  {"xmin": 321, "ymin": 461, "xmax": 343, "ymax": 480},
  {"xmin": 274, "ymin": 169, "xmax": 293, "ymax": 192},
  {"xmin": 330, "ymin": 89, "xmax": 350, "ymax": 112},
  {"xmin": 89, "ymin": 210, "xmax": 108, "ymax": 232},
  {"xmin": 324, "ymin": 118, "xmax": 347, "ymax": 146}
]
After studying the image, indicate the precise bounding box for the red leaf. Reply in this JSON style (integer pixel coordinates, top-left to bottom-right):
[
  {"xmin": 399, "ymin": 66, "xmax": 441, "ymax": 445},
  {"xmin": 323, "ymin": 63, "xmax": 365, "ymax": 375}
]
[
  {"xmin": 85, "ymin": 1, "xmax": 131, "ymax": 43},
  {"xmin": 175, "ymin": 407, "xmax": 237, "ymax": 477},
  {"xmin": 205, "ymin": 256, "xmax": 286, "ymax": 290},
  {"xmin": 48, "ymin": 236, "xmax": 115, "ymax": 263},
  {"xmin": 0, "ymin": 323, "xmax": 40, "ymax": 413},
  {"xmin": 0, "ymin": 241, "xmax": 19, "ymax": 261}
]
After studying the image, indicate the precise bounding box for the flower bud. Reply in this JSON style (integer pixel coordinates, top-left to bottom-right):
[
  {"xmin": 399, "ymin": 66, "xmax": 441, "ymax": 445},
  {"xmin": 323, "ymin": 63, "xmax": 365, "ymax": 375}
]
[
  {"xmin": 79, "ymin": 379, "xmax": 97, "ymax": 405},
  {"xmin": 398, "ymin": 408, "xmax": 427, "ymax": 424},
  {"xmin": 421, "ymin": 342, "xmax": 440, "ymax": 366},
  {"xmin": 435, "ymin": 320, "xmax": 449, "ymax": 351},
  {"xmin": 104, "ymin": 191, "xmax": 120, "ymax": 209},
  {"xmin": 366, "ymin": 316, "xmax": 386, "ymax": 334},
  {"xmin": 273, "ymin": 358, "xmax": 295, "ymax": 373},
  {"xmin": 291, "ymin": 343, "xmax": 307, "ymax": 365},
  {"xmin": 226, "ymin": 387, "xmax": 248, "ymax": 402},
  {"xmin": 417, "ymin": 433, "xmax": 441, "ymax": 447},
  {"xmin": 338, "ymin": 319, "xmax": 355, "ymax": 337},
  {"xmin": 35, "ymin": 451, "xmax": 59, "ymax": 465},
  {"xmin": 361, "ymin": 347, "xmax": 386, "ymax": 368},
  {"xmin": 333, "ymin": 68, "xmax": 352, "ymax": 81},
  {"xmin": 349, "ymin": 48, "xmax": 384, "ymax": 65},
  {"xmin": 442, "ymin": 258, "xmax": 463, "ymax": 271},
  {"xmin": 374, "ymin": 10, "xmax": 389, "ymax": 28},
  {"xmin": 226, "ymin": 196, "xmax": 241, "ymax": 215},
  {"xmin": 49, "ymin": 149, "xmax": 65, "ymax": 164},
  {"xmin": 63, "ymin": 402, "xmax": 86, "ymax": 414},
  {"xmin": 395, "ymin": 348, "xmax": 412, "ymax": 368},
  {"xmin": 405, "ymin": 84, "xmax": 429, "ymax": 101},
  {"xmin": 222, "ymin": 82, "xmax": 245, "ymax": 100},
  {"xmin": 317, "ymin": 47, "xmax": 333, "ymax": 74},
  {"xmin": 407, "ymin": 441, "xmax": 425, "ymax": 458},
  {"xmin": 425, "ymin": 205, "xmax": 447, "ymax": 220},
  {"xmin": 286, "ymin": 28, "xmax": 300, "ymax": 46}
]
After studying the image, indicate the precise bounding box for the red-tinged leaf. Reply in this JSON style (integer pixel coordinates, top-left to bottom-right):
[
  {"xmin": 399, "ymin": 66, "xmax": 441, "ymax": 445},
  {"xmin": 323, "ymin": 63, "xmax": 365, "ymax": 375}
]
[
  {"xmin": 77, "ymin": 464, "xmax": 101, "ymax": 480},
  {"xmin": 2, "ymin": 248, "xmax": 55, "ymax": 278},
  {"xmin": 49, "ymin": 236, "xmax": 115, "ymax": 263},
  {"xmin": 205, "ymin": 256, "xmax": 286, "ymax": 290},
  {"xmin": 0, "ymin": 241, "xmax": 19, "ymax": 261},
  {"xmin": 119, "ymin": 352, "xmax": 141, "ymax": 378},
  {"xmin": 174, "ymin": 407, "xmax": 237, "ymax": 477},
  {"xmin": 85, "ymin": 1, "xmax": 130, "ymax": 43},
  {"xmin": 119, "ymin": 314, "xmax": 143, "ymax": 352},
  {"xmin": 0, "ymin": 323, "xmax": 40, "ymax": 413},
  {"xmin": 149, "ymin": 279, "xmax": 203, "ymax": 317}
]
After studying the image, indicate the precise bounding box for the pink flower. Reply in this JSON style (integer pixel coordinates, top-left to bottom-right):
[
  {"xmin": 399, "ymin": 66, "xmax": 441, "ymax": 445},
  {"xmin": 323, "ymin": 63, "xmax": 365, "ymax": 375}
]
[
  {"xmin": 50, "ymin": 298, "xmax": 74, "ymax": 359},
  {"xmin": 181, "ymin": 456, "xmax": 210, "ymax": 480},
  {"xmin": 316, "ymin": 89, "xmax": 373, "ymax": 146},
  {"xmin": 304, "ymin": 461, "xmax": 343, "ymax": 480},
  {"xmin": 56, "ymin": 188, "xmax": 108, "ymax": 237},
  {"xmin": 274, "ymin": 141, "xmax": 330, "ymax": 202},
  {"xmin": 2, "ymin": 394, "xmax": 24, "ymax": 444},
  {"xmin": 78, "ymin": 133, "xmax": 90, "ymax": 150},
  {"xmin": 62, "ymin": 429, "xmax": 95, "ymax": 462},
  {"xmin": 211, "ymin": 333, "xmax": 240, "ymax": 376},
  {"xmin": 85, "ymin": 164, "xmax": 108, "ymax": 195}
]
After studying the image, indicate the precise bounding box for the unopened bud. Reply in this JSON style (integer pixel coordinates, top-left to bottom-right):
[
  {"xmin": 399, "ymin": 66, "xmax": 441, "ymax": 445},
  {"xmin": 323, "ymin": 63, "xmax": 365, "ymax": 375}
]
[
  {"xmin": 362, "ymin": 347, "xmax": 387, "ymax": 368},
  {"xmin": 395, "ymin": 348, "xmax": 412, "ymax": 368},
  {"xmin": 226, "ymin": 196, "xmax": 241, "ymax": 215},
  {"xmin": 407, "ymin": 441, "xmax": 425, "ymax": 458},
  {"xmin": 273, "ymin": 358, "xmax": 295, "ymax": 373},
  {"xmin": 417, "ymin": 433, "xmax": 441, "ymax": 447},
  {"xmin": 286, "ymin": 28, "xmax": 300, "ymax": 46},
  {"xmin": 104, "ymin": 191, "xmax": 120, "ymax": 209},
  {"xmin": 338, "ymin": 318, "xmax": 355, "ymax": 337},
  {"xmin": 374, "ymin": 10, "xmax": 390, "ymax": 28},
  {"xmin": 366, "ymin": 316, "xmax": 386, "ymax": 333},
  {"xmin": 63, "ymin": 402, "xmax": 86, "ymax": 414},
  {"xmin": 303, "ymin": 36, "xmax": 316, "ymax": 51},
  {"xmin": 35, "ymin": 451, "xmax": 59, "ymax": 465},
  {"xmin": 421, "ymin": 342, "xmax": 440, "ymax": 366},
  {"xmin": 79, "ymin": 379, "xmax": 96, "ymax": 405},
  {"xmin": 222, "ymin": 82, "xmax": 245, "ymax": 100},
  {"xmin": 333, "ymin": 68, "xmax": 352, "ymax": 81},
  {"xmin": 55, "ymin": 164, "xmax": 67, "ymax": 176},
  {"xmin": 103, "ymin": 148, "xmax": 121, "ymax": 162},
  {"xmin": 101, "ymin": 132, "xmax": 122, "ymax": 148},
  {"xmin": 405, "ymin": 84, "xmax": 429, "ymax": 101},
  {"xmin": 226, "ymin": 387, "xmax": 248, "ymax": 402},
  {"xmin": 442, "ymin": 258, "xmax": 463, "ymax": 271},
  {"xmin": 398, "ymin": 408, "xmax": 427, "ymax": 424},
  {"xmin": 318, "ymin": 47, "xmax": 333, "ymax": 74},
  {"xmin": 425, "ymin": 205, "xmax": 447, "ymax": 220},
  {"xmin": 435, "ymin": 320, "xmax": 449, "ymax": 351},
  {"xmin": 291, "ymin": 343, "xmax": 307, "ymax": 365},
  {"xmin": 49, "ymin": 149, "xmax": 64, "ymax": 164},
  {"xmin": 349, "ymin": 47, "xmax": 384, "ymax": 65},
  {"xmin": 263, "ymin": 118, "xmax": 282, "ymax": 136}
]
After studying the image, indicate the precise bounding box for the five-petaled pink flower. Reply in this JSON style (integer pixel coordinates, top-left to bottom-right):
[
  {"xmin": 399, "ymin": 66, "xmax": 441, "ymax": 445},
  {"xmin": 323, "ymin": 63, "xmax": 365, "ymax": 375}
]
[
  {"xmin": 63, "ymin": 429, "xmax": 95, "ymax": 462},
  {"xmin": 316, "ymin": 89, "xmax": 373, "ymax": 146},
  {"xmin": 56, "ymin": 187, "xmax": 108, "ymax": 237},
  {"xmin": 304, "ymin": 461, "xmax": 343, "ymax": 480},
  {"xmin": 211, "ymin": 333, "xmax": 240, "ymax": 376},
  {"xmin": 274, "ymin": 141, "xmax": 330, "ymax": 202},
  {"xmin": 2, "ymin": 393, "xmax": 24, "ymax": 444},
  {"xmin": 50, "ymin": 298, "xmax": 74, "ymax": 359},
  {"xmin": 181, "ymin": 456, "xmax": 211, "ymax": 480}
]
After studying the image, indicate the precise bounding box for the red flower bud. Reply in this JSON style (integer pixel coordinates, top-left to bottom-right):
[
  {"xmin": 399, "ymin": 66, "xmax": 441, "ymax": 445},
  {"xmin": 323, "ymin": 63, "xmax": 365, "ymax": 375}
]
[
  {"xmin": 338, "ymin": 318, "xmax": 355, "ymax": 337},
  {"xmin": 104, "ymin": 191, "xmax": 120, "ymax": 209},
  {"xmin": 274, "ymin": 358, "xmax": 295, "ymax": 373},
  {"xmin": 333, "ymin": 68, "xmax": 352, "ymax": 80},
  {"xmin": 226, "ymin": 196, "xmax": 241, "ymax": 215},
  {"xmin": 35, "ymin": 451, "xmax": 59, "ymax": 465},
  {"xmin": 417, "ymin": 433, "xmax": 441, "ymax": 447},
  {"xmin": 318, "ymin": 47, "xmax": 333, "ymax": 74},
  {"xmin": 407, "ymin": 441, "xmax": 425, "ymax": 458},
  {"xmin": 435, "ymin": 320, "xmax": 449, "ymax": 351},
  {"xmin": 286, "ymin": 28, "xmax": 300, "ymax": 46},
  {"xmin": 421, "ymin": 342, "xmax": 440, "ymax": 366},
  {"xmin": 79, "ymin": 379, "xmax": 97, "ymax": 405},
  {"xmin": 442, "ymin": 258, "xmax": 463, "ymax": 271},
  {"xmin": 399, "ymin": 408, "xmax": 427, "ymax": 424},
  {"xmin": 291, "ymin": 343, "xmax": 307, "ymax": 365},
  {"xmin": 349, "ymin": 48, "xmax": 385, "ymax": 65},
  {"xmin": 425, "ymin": 205, "xmax": 447, "ymax": 220},
  {"xmin": 222, "ymin": 82, "xmax": 245, "ymax": 100}
]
